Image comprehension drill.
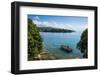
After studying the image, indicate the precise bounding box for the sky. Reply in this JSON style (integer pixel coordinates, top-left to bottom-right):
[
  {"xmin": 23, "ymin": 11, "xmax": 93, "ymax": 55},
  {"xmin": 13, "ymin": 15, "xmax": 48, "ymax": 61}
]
[{"xmin": 28, "ymin": 15, "xmax": 88, "ymax": 32}]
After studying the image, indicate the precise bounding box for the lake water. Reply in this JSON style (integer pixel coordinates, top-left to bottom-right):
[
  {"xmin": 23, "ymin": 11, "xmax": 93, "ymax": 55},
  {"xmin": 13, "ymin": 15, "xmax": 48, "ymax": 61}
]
[{"xmin": 40, "ymin": 32, "xmax": 83, "ymax": 59}]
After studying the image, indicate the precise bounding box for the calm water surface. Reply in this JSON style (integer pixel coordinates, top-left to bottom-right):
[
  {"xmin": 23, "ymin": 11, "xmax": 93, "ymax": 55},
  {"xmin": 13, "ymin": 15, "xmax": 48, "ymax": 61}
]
[{"xmin": 40, "ymin": 32, "xmax": 83, "ymax": 59}]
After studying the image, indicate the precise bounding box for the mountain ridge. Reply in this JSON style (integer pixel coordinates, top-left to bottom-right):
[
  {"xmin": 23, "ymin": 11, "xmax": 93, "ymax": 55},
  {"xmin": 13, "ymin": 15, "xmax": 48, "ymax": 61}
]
[{"xmin": 38, "ymin": 26, "xmax": 75, "ymax": 33}]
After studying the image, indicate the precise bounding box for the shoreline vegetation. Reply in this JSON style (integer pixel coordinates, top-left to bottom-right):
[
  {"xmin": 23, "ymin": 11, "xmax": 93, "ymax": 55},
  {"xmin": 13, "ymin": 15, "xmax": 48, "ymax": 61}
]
[
  {"xmin": 28, "ymin": 19, "xmax": 43, "ymax": 61},
  {"xmin": 33, "ymin": 48, "xmax": 59, "ymax": 60},
  {"xmin": 77, "ymin": 29, "xmax": 88, "ymax": 58},
  {"xmin": 38, "ymin": 27, "xmax": 75, "ymax": 33},
  {"xmin": 28, "ymin": 18, "xmax": 88, "ymax": 61},
  {"xmin": 28, "ymin": 19, "xmax": 58, "ymax": 60}
]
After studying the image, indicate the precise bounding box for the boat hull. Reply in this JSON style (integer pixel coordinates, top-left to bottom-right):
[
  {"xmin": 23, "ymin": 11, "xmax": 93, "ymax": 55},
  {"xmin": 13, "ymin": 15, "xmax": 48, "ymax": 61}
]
[{"xmin": 60, "ymin": 45, "xmax": 72, "ymax": 53}]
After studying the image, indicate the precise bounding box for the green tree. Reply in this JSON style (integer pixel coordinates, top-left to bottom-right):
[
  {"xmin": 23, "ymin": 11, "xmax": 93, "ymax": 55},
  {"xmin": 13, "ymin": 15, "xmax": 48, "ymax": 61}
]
[
  {"xmin": 77, "ymin": 29, "xmax": 88, "ymax": 58},
  {"xmin": 28, "ymin": 19, "xmax": 43, "ymax": 60}
]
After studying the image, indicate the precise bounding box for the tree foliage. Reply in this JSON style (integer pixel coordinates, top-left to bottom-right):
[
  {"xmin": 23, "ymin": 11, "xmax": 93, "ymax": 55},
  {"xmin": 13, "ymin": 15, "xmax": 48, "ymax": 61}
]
[
  {"xmin": 28, "ymin": 19, "xmax": 43, "ymax": 60},
  {"xmin": 77, "ymin": 29, "xmax": 88, "ymax": 58}
]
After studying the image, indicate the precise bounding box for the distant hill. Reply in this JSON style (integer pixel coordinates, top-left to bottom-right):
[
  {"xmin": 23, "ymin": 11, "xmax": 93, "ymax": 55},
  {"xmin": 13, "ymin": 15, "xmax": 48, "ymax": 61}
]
[{"xmin": 38, "ymin": 27, "xmax": 75, "ymax": 33}]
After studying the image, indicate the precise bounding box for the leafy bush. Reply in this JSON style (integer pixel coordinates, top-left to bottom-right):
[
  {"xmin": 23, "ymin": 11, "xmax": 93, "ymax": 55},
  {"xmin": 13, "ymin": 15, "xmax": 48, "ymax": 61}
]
[
  {"xmin": 28, "ymin": 19, "xmax": 43, "ymax": 60},
  {"xmin": 77, "ymin": 29, "xmax": 88, "ymax": 58}
]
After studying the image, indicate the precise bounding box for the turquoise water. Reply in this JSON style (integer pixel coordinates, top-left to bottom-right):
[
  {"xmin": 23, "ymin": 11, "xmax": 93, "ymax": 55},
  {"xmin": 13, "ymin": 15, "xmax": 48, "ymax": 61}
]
[{"xmin": 40, "ymin": 32, "xmax": 83, "ymax": 59}]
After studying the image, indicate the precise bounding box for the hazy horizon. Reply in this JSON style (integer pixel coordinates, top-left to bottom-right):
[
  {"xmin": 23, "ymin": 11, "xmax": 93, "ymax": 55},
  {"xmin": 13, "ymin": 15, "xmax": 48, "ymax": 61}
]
[{"xmin": 28, "ymin": 15, "xmax": 88, "ymax": 32}]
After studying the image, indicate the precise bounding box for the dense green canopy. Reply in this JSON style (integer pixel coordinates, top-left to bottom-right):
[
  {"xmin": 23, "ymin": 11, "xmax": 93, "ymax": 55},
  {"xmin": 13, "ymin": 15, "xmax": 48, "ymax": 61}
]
[
  {"xmin": 77, "ymin": 29, "xmax": 88, "ymax": 58},
  {"xmin": 28, "ymin": 19, "xmax": 43, "ymax": 60}
]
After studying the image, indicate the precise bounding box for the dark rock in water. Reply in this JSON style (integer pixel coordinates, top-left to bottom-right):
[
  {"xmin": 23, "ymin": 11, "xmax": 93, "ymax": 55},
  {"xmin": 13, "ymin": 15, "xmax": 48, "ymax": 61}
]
[{"xmin": 60, "ymin": 45, "xmax": 72, "ymax": 53}]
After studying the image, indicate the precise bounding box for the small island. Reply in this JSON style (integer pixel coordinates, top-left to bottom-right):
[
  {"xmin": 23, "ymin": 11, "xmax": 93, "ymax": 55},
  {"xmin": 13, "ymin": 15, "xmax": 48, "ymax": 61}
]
[{"xmin": 38, "ymin": 27, "xmax": 75, "ymax": 33}]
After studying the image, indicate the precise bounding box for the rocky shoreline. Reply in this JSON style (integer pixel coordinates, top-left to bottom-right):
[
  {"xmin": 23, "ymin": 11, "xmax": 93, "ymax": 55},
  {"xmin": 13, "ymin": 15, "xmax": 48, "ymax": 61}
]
[{"xmin": 37, "ymin": 52, "xmax": 57, "ymax": 60}]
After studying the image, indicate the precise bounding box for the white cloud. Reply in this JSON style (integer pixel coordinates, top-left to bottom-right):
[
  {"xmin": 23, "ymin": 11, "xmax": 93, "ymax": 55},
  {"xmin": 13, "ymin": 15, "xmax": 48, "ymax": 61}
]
[
  {"xmin": 32, "ymin": 19, "xmax": 87, "ymax": 32},
  {"xmin": 34, "ymin": 16, "xmax": 40, "ymax": 20},
  {"xmin": 71, "ymin": 24, "xmax": 87, "ymax": 32},
  {"xmin": 33, "ymin": 20, "xmax": 41, "ymax": 25},
  {"xmin": 33, "ymin": 20, "xmax": 50, "ymax": 27}
]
